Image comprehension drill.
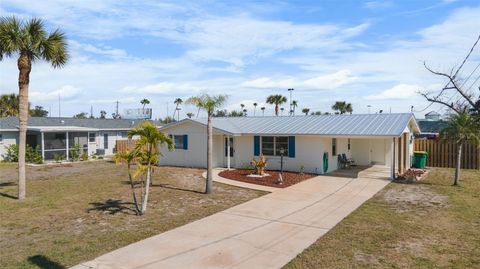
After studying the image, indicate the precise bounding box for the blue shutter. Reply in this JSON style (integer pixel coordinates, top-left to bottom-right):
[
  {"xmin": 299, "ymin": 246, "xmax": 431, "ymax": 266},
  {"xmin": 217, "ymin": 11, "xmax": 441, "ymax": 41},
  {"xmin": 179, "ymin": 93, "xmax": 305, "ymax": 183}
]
[
  {"xmin": 288, "ymin": 136, "xmax": 295, "ymax": 158},
  {"xmin": 183, "ymin": 135, "xmax": 188, "ymax": 150},
  {"xmin": 254, "ymin": 136, "xmax": 260, "ymax": 156}
]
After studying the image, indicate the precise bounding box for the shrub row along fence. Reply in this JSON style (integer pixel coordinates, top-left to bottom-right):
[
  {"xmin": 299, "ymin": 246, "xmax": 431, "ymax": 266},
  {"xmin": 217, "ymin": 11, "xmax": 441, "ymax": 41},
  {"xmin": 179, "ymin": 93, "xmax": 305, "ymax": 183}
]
[{"xmin": 414, "ymin": 139, "xmax": 480, "ymax": 169}]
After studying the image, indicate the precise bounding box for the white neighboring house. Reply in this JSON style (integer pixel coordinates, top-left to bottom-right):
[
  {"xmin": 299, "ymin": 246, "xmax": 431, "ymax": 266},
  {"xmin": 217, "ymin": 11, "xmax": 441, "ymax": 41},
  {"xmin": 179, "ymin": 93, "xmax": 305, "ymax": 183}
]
[
  {"xmin": 0, "ymin": 117, "xmax": 162, "ymax": 161},
  {"xmin": 159, "ymin": 113, "xmax": 420, "ymax": 179}
]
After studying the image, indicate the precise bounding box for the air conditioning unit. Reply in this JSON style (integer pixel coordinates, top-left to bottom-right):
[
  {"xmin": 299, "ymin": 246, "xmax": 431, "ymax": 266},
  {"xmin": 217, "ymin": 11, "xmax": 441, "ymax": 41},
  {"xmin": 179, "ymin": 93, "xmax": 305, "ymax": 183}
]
[{"xmin": 96, "ymin": 149, "xmax": 105, "ymax": 156}]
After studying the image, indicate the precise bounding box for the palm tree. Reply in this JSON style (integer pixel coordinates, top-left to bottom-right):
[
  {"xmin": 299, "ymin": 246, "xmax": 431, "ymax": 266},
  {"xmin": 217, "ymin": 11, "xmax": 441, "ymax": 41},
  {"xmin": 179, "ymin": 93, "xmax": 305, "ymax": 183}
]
[
  {"xmin": 0, "ymin": 93, "xmax": 19, "ymax": 117},
  {"xmin": 0, "ymin": 16, "xmax": 68, "ymax": 199},
  {"xmin": 280, "ymin": 107, "xmax": 285, "ymax": 116},
  {"xmin": 127, "ymin": 121, "xmax": 173, "ymax": 214},
  {"xmin": 186, "ymin": 112, "xmax": 194, "ymax": 119},
  {"xmin": 261, "ymin": 107, "xmax": 266, "ymax": 116},
  {"xmin": 173, "ymin": 98, "xmax": 183, "ymax": 120},
  {"xmin": 100, "ymin": 110, "xmax": 107, "ymax": 119},
  {"xmin": 441, "ymin": 112, "xmax": 480, "ymax": 186},
  {"xmin": 302, "ymin": 108, "xmax": 310, "ymax": 115},
  {"xmin": 292, "ymin": 100, "xmax": 298, "ymax": 116},
  {"xmin": 253, "ymin": 102, "xmax": 258, "ymax": 116},
  {"xmin": 186, "ymin": 94, "xmax": 228, "ymax": 194},
  {"xmin": 332, "ymin": 101, "xmax": 353, "ymax": 114},
  {"xmin": 266, "ymin": 95, "xmax": 287, "ymax": 116},
  {"xmin": 243, "ymin": 109, "xmax": 247, "ymax": 116},
  {"xmin": 140, "ymin": 98, "xmax": 150, "ymax": 110}
]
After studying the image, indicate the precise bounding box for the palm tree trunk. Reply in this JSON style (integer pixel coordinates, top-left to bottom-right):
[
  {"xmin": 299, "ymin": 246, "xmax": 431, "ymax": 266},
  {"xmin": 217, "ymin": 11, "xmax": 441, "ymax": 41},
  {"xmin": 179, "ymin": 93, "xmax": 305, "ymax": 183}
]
[
  {"xmin": 141, "ymin": 163, "xmax": 151, "ymax": 214},
  {"xmin": 275, "ymin": 104, "xmax": 279, "ymax": 116},
  {"xmin": 17, "ymin": 53, "xmax": 31, "ymax": 200},
  {"xmin": 454, "ymin": 143, "xmax": 462, "ymax": 186},
  {"xmin": 206, "ymin": 113, "xmax": 213, "ymax": 194},
  {"xmin": 173, "ymin": 104, "xmax": 178, "ymax": 119},
  {"xmin": 127, "ymin": 163, "xmax": 141, "ymax": 215}
]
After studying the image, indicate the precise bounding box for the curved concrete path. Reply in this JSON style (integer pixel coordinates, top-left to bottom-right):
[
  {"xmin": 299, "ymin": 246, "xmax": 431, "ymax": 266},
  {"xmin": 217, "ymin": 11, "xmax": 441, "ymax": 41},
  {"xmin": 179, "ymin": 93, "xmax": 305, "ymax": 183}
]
[
  {"xmin": 203, "ymin": 169, "xmax": 280, "ymax": 193},
  {"xmin": 73, "ymin": 166, "xmax": 390, "ymax": 269}
]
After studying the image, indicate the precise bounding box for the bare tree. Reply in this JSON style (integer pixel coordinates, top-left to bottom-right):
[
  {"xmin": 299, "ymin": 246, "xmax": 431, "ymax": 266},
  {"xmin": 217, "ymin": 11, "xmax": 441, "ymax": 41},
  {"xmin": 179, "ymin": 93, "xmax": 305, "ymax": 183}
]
[{"xmin": 420, "ymin": 34, "xmax": 480, "ymax": 114}]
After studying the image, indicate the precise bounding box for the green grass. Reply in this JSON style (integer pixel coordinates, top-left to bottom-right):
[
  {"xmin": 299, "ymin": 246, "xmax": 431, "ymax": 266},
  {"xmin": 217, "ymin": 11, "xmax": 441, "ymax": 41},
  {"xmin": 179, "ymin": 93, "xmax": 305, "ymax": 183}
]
[
  {"xmin": 0, "ymin": 161, "xmax": 266, "ymax": 269},
  {"xmin": 285, "ymin": 168, "xmax": 480, "ymax": 269}
]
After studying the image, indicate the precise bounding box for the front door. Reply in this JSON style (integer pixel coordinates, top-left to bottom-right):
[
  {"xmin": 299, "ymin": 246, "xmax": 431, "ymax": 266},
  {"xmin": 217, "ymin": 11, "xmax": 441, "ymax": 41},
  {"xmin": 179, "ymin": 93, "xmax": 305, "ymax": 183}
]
[
  {"xmin": 224, "ymin": 137, "xmax": 234, "ymax": 165},
  {"xmin": 370, "ymin": 139, "xmax": 386, "ymax": 165}
]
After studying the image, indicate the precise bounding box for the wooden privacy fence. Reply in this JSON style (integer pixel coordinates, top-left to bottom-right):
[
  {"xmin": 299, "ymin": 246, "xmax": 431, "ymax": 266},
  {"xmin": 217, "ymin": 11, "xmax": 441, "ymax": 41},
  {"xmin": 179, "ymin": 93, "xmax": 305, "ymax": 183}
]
[
  {"xmin": 414, "ymin": 139, "xmax": 480, "ymax": 169},
  {"xmin": 116, "ymin": 139, "xmax": 138, "ymax": 154}
]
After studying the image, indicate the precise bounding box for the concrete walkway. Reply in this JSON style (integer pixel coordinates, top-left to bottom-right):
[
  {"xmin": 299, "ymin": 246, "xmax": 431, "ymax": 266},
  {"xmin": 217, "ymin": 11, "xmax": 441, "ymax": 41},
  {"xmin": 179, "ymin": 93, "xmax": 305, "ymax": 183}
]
[{"xmin": 73, "ymin": 166, "xmax": 391, "ymax": 269}]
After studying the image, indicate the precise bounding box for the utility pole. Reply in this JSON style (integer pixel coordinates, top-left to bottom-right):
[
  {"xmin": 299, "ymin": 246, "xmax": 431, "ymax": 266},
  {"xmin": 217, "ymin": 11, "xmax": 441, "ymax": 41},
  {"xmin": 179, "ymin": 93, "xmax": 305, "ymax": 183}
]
[
  {"xmin": 288, "ymin": 88, "xmax": 294, "ymax": 116},
  {"xmin": 58, "ymin": 94, "xmax": 61, "ymax": 117}
]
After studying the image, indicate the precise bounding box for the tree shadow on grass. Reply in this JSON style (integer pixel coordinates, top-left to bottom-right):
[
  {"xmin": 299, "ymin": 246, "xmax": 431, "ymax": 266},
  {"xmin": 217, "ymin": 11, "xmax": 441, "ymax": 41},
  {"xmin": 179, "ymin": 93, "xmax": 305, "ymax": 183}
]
[
  {"xmin": 153, "ymin": 183, "xmax": 204, "ymax": 194},
  {"xmin": 88, "ymin": 198, "xmax": 137, "ymax": 215},
  {"xmin": 28, "ymin": 255, "xmax": 65, "ymax": 269}
]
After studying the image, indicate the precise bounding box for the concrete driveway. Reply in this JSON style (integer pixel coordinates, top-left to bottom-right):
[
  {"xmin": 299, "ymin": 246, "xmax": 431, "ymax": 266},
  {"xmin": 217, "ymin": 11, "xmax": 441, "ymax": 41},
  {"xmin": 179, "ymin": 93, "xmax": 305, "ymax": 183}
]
[{"xmin": 73, "ymin": 166, "xmax": 391, "ymax": 269}]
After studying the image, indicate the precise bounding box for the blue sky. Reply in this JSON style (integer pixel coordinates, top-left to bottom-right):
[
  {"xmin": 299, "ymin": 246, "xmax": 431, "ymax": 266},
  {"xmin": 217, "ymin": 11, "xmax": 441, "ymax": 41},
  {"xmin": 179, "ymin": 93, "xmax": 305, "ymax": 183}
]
[{"xmin": 1, "ymin": 0, "xmax": 479, "ymax": 119}]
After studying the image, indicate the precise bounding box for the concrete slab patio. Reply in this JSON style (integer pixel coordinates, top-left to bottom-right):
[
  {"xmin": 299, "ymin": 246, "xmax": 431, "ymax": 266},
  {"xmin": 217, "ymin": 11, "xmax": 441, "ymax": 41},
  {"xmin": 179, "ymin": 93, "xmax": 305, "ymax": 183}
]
[{"xmin": 72, "ymin": 165, "xmax": 391, "ymax": 269}]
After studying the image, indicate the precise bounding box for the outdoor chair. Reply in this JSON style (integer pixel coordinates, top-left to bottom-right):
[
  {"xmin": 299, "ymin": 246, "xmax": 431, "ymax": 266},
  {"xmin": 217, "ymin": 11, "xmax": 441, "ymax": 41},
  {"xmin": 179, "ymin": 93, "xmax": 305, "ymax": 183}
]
[{"xmin": 342, "ymin": 153, "xmax": 356, "ymax": 167}]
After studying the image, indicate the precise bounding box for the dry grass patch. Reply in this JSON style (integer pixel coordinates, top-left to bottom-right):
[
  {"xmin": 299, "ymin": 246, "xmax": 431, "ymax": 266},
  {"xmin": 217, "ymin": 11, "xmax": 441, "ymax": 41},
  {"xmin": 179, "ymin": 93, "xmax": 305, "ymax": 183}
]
[
  {"xmin": 0, "ymin": 161, "xmax": 266, "ymax": 268},
  {"xmin": 285, "ymin": 168, "xmax": 480, "ymax": 269}
]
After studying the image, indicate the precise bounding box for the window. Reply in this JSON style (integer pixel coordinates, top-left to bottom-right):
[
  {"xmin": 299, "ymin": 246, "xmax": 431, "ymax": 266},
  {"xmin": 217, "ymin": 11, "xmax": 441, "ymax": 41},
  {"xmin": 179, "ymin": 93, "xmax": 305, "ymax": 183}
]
[
  {"xmin": 89, "ymin": 132, "xmax": 96, "ymax": 143},
  {"xmin": 275, "ymin": 136, "xmax": 289, "ymax": 156},
  {"xmin": 0, "ymin": 134, "xmax": 2, "ymax": 143},
  {"xmin": 261, "ymin": 136, "xmax": 289, "ymax": 156},
  {"xmin": 172, "ymin": 135, "xmax": 185, "ymax": 149},
  {"xmin": 332, "ymin": 138, "xmax": 337, "ymax": 156},
  {"xmin": 225, "ymin": 137, "xmax": 234, "ymax": 157}
]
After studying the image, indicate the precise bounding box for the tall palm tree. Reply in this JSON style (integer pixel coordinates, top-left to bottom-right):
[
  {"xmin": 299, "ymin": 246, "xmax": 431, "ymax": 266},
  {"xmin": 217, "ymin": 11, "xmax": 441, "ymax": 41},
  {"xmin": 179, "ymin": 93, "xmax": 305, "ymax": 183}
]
[
  {"xmin": 261, "ymin": 106, "xmax": 266, "ymax": 116},
  {"xmin": 127, "ymin": 121, "xmax": 173, "ymax": 214},
  {"xmin": 332, "ymin": 101, "xmax": 353, "ymax": 114},
  {"xmin": 292, "ymin": 100, "xmax": 298, "ymax": 116},
  {"xmin": 0, "ymin": 16, "xmax": 68, "ymax": 199},
  {"xmin": 140, "ymin": 98, "xmax": 150, "ymax": 110},
  {"xmin": 0, "ymin": 93, "xmax": 19, "ymax": 117},
  {"xmin": 172, "ymin": 98, "xmax": 183, "ymax": 120},
  {"xmin": 441, "ymin": 112, "xmax": 480, "ymax": 186},
  {"xmin": 266, "ymin": 94, "xmax": 287, "ymax": 116},
  {"xmin": 253, "ymin": 102, "xmax": 258, "ymax": 116},
  {"xmin": 186, "ymin": 94, "xmax": 228, "ymax": 194},
  {"xmin": 280, "ymin": 107, "xmax": 285, "ymax": 116},
  {"xmin": 186, "ymin": 112, "xmax": 194, "ymax": 119},
  {"xmin": 302, "ymin": 108, "xmax": 310, "ymax": 115}
]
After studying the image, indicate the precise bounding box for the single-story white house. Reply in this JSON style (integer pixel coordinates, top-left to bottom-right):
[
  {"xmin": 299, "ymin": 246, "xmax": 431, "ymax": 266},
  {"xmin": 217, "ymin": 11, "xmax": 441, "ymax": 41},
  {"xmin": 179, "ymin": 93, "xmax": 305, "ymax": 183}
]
[
  {"xmin": 0, "ymin": 117, "xmax": 162, "ymax": 161},
  {"xmin": 159, "ymin": 113, "xmax": 420, "ymax": 179}
]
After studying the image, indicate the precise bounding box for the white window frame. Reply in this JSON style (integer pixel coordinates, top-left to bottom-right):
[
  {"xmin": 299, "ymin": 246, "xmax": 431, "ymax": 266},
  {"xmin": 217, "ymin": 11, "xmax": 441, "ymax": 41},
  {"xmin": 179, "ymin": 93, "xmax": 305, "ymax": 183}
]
[
  {"xmin": 261, "ymin": 136, "xmax": 289, "ymax": 157},
  {"xmin": 88, "ymin": 132, "xmax": 96, "ymax": 143}
]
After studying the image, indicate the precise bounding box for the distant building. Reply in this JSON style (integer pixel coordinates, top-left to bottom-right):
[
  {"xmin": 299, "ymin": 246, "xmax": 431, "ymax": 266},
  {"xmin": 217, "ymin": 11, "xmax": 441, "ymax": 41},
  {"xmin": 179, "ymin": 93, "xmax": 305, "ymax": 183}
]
[
  {"xmin": 424, "ymin": 111, "xmax": 441, "ymax": 121},
  {"xmin": 416, "ymin": 111, "xmax": 446, "ymax": 139}
]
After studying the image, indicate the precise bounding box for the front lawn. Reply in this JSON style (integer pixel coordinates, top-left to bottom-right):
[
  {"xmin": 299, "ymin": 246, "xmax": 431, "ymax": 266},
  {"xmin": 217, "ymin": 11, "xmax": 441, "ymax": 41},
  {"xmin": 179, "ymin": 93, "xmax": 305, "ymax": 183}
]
[
  {"xmin": 0, "ymin": 161, "xmax": 266, "ymax": 268},
  {"xmin": 285, "ymin": 168, "xmax": 480, "ymax": 268}
]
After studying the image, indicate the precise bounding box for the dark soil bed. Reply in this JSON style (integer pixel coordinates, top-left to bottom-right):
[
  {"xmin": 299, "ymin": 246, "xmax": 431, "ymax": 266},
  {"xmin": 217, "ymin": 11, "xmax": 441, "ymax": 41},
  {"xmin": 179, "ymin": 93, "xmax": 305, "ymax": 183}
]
[{"xmin": 218, "ymin": 169, "xmax": 316, "ymax": 188}]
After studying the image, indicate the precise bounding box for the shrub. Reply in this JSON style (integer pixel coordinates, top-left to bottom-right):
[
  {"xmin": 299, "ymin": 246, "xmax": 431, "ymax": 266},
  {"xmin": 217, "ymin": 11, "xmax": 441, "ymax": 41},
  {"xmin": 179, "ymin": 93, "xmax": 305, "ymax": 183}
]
[
  {"xmin": 4, "ymin": 144, "xmax": 43, "ymax": 164},
  {"xmin": 53, "ymin": 153, "xmax": 64, "ymax": 163},
  {"xmin": 80, "ymin": 152, "xmax": 89, "ymax": 161},
  {"xmin": 70, "ymin": 144, "xmax": 81, "ymax": 162},
  {"xmin": 251, "ymin": 155, "xmax": 268, "ymax": 175}
]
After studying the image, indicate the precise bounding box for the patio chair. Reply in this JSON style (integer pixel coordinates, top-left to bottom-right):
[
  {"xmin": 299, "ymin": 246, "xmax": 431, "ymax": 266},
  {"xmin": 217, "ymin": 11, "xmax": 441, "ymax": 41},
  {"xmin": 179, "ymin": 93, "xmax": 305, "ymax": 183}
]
[
  {"xmin": 342, "ymin": 153, "xmax": 356, "ymax": 167},
  {"xmin": 337, "ymin": 154, "xmax": 347, "ymax": 169}
]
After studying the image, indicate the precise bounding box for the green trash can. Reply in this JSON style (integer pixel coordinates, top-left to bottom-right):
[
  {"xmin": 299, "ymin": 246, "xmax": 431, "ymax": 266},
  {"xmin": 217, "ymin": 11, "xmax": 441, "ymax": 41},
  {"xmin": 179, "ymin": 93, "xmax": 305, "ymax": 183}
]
[{"xmin": 413, "ymin": 151, "xmax": 428, "ymax": 169}]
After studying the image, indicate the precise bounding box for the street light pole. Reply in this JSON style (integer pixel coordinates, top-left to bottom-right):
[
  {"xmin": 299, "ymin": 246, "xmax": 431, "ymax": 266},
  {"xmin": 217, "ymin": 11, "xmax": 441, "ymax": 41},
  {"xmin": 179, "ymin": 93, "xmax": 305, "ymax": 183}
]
[{"xmin": 288, "ymin": 88, "xmax": 294, "ymax": 116}]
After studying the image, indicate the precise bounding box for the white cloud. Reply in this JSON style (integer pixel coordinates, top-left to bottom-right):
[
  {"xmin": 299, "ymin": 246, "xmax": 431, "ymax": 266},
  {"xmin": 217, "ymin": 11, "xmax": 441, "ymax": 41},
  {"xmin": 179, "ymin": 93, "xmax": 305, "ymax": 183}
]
[
  {"xmin": 30, "ymin": 85, "xmax": 80, "ymax": 102},
  {"xmin": 365, "ymin": 84, "xmax": 421, "ymax": 100},
  {"xmin": 242, "ymin": 69, "xmax": 357, "ymax": 90},
  {"xmin": 121, "ymin": 82, "xmax": 201, "ymax": 95}
]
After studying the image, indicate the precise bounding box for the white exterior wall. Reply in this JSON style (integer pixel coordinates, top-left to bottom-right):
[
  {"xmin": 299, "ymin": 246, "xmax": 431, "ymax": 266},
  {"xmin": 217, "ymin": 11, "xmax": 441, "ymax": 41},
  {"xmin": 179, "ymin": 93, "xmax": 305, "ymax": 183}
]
[
  {"xmin": 0, "ymin": 131, "xmax": 18, "ymax": 160},
  {"xmin": 351, "ymin": 138, "xmax": 393, "ymax": 166}
]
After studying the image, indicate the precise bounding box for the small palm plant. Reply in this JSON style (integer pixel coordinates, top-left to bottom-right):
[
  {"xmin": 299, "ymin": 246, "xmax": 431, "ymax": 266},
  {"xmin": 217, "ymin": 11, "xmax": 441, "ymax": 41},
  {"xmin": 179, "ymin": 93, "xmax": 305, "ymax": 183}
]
[
  {"xmin": 441, "ymin": 112, "xmax": 480, "ymax": 186},
  {"xmin": 302, "ymin": 108, "xmax": 310, "ymax": 115},
  {"xmin": 115, "ymin": 121, "xmax": 173, "ymax": 215}
]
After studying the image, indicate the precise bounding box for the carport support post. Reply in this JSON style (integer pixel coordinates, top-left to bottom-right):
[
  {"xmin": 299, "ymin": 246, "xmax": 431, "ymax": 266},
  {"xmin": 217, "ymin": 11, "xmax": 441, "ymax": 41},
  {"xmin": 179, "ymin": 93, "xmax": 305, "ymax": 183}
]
[
  {"xmin": 390, "ymin": 137, "xmax": 395, "ymax": 179},
  {"xmin": 66, "ymin": 132, "xmax": 69, "ymax": 161},
  {"xmin": 227, "ymin": 136, "xmax": 231, "ymax": 170},
  {"xmin": 40, "ymin": 132, "xmax": 45, "ymax": 160}
]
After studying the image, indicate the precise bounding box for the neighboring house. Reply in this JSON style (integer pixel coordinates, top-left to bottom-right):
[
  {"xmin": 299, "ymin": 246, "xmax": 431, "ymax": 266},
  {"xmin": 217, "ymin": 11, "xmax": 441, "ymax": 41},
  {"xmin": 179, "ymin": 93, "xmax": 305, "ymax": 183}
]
[
  {"xmin": 417, "ymin": 111, "xmax": 448, "ymax": 139},
  {"xmin": 424, "ymin": 111, "xmax": 441, "ymax": 121},
  {"xmin": 160, "ymin": 113, "xmax": 420, "ymax": 179},
  {"xmin": 0, "ymin": 117, "xmax": 162, "ymax": 161}
]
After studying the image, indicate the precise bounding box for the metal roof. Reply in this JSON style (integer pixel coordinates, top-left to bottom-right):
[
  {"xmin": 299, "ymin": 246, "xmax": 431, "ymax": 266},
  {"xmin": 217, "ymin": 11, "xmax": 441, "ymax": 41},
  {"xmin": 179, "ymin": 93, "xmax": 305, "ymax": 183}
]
[
  {"xmin": 0, "ymin": 117, "xmax": 163, "ymax": 131},
  {"xmin": 164, "ymin": 113, "xmax": 419, "ymax": 137}
]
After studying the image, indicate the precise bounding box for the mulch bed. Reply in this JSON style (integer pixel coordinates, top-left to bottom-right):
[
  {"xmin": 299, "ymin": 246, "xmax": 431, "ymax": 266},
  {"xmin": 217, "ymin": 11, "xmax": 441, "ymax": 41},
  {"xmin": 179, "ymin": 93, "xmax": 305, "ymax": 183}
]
[{"xmin": 218, "ymin": 169, "xmax": 316, "ymax": 188}]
